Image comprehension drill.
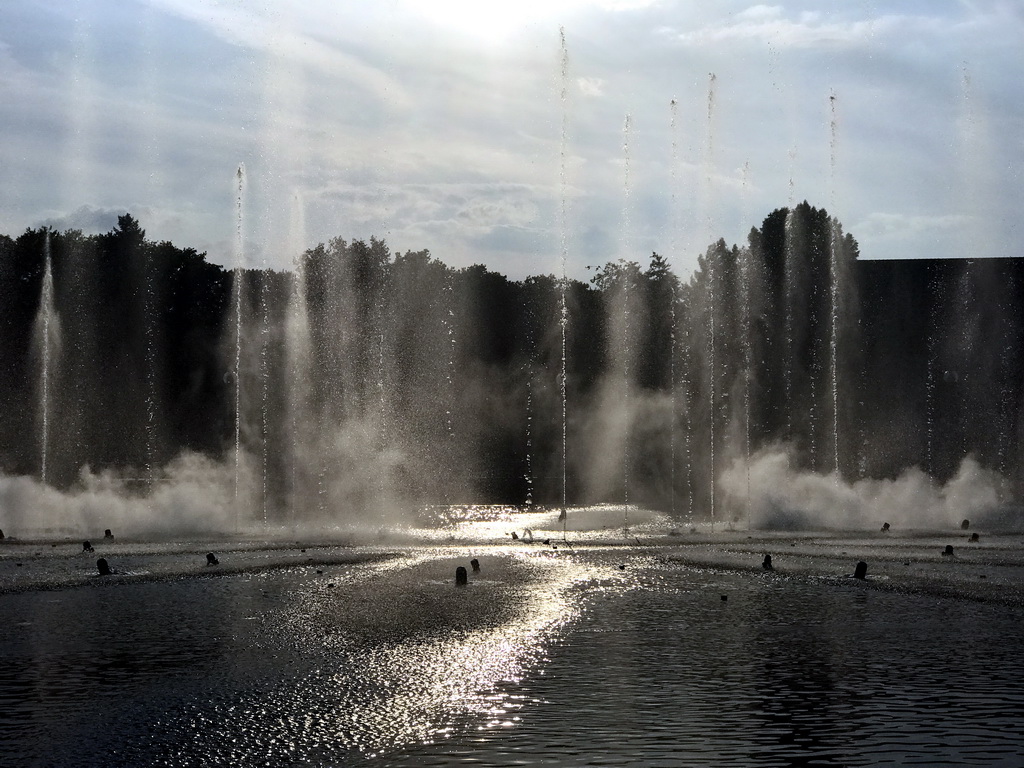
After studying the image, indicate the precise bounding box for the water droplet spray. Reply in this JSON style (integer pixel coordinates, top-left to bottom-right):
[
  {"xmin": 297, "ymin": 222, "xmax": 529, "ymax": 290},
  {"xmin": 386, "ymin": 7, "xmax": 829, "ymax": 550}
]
[
  {"xmin": 829, "ymin": 89, "xmax": 841, "ymax": 479},
  {"xmin": 233, "ymin": 163, "xmax": 246, "ymax": 527},
  {"xmin": 558, "ymin": 27, "xmax": 570, "ymax": 536},
  {"xmin": 621, "ymin": 112, "xmax": 632, "ymax": 535},
  {"xmin": 704, "ymin": 72, "xmax": 717, "ymax": 528},
  {"xmin": 37, "ymin": 231, "xmax": 58, "ymax": 486}
]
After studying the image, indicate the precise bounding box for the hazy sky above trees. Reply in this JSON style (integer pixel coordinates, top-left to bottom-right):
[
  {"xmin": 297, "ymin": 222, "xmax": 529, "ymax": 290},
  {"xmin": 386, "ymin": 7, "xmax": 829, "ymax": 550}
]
[{"xmin": 1, "ymin": 1, "xmax": 1021, "ymax": 279}]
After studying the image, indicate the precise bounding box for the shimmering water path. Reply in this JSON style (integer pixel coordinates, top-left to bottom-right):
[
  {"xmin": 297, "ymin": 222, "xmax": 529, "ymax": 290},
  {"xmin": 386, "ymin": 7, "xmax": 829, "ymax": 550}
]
[
  {"xmin": 1, "ymin": 543, "xmax": 1023, "ymax": 767},
  {"xmin": 399, "ymin": 557, "xmax": 1024, "ymax": 767}
]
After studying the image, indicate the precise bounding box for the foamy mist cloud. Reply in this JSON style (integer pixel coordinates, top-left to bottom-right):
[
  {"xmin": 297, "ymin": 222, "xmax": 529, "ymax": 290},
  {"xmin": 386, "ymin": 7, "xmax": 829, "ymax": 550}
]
[
  {"xmin": 0, "ymin": 451, "xmax": 250, "ymax": 537},
  {"xmin": 722, "ymin": 445, "xmax": 1011, "ymax": 530},
  {"xmin": 574, "ymin": 382, "xmax": 675, "ymax": 505}
]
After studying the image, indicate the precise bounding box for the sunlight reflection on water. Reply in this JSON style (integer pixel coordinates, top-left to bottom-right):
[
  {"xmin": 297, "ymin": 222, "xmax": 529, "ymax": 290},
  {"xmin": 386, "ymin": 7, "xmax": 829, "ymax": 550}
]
[
  {"xmin": 390, "ymin": 557, "xmax": 1024, "ymax": 767},
  {"xmin": 402, "ymin": 503, "xmax": 674, "ymax": 544},
  {"xmin": 117, "ymin": 547, "xmax": 613, "ymax": 766},
  {"xmin": 2, "ymin": 511, "xmax": 1024, "ymax": 766}
]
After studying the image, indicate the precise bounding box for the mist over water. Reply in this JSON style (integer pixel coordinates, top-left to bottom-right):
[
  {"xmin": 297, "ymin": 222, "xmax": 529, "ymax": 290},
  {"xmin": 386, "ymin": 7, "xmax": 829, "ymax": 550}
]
[
  {"xmin": 0, "ymin": 451, "xmax": 241, "ymax": 537},
  {"xmin": 723, "ymin": 446, "xmax": 1011, "ymax": 531}
]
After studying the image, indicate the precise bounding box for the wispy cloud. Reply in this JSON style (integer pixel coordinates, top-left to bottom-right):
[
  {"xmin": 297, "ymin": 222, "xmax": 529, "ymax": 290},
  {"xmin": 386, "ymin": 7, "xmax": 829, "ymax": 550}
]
[
  {"xmin": 142, "ymin": 0, "xmax": 410, "ymax": 108},
  {"xmin": 672, "ymin": 7, "xmax": 912, "ymax": 48},
  {"xmin": 578, "ymin": 76, "xmax": 606, "ymax": 97},
  {"xmin": 37, "ymin": 204, "xmax": 125, "ymax": 234},
  {"xmin": 856, "ymin": 211, "xmax": 973, "ymax": 238},
  {"xmin": 852, "ymin": 212, "xmax": 979, "ymax": 260}
]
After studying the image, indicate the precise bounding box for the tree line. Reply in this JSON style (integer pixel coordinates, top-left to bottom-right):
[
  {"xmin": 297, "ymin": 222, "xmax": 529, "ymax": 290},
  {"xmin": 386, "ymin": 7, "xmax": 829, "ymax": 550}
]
[{"xmin": 1, "ymin": 203, "xmax": 1021, "ymax": 520}]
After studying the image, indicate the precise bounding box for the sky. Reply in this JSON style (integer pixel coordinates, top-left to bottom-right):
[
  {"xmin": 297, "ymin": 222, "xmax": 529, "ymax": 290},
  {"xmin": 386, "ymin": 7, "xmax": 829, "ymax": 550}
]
[{"xmin": 1, "ymin": 0, "xmax": 1022, "ymax": 280}]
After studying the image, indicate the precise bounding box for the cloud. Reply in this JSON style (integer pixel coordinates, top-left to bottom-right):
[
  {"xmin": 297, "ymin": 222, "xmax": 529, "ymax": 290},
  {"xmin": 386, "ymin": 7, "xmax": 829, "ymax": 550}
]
[
  {"xmin": 299, "ymin": 179, "xmax": 557, "ymax": 276},
  {"xmin": 455, "ymin": 195, "xmax": 541, "ymax": 231},
  {"xmin": 577, "ymin": 76, "xmax": 606, "ymax": 97},
  {"xmin": 142, "ymin": 0, "xmax": 409, "ymax": 109},
  {"xmin": 36, "ymin": 205, "xmax": 125, "ymax": 234},
  {"xmin": 672, "ymin": 8, "xmax": 910, "ymax": 49},
  {"xmin": 854, "ymin": 212, "xmax": 973, "ymax": 242},
  {"xmin": 598, "ymin": 0, "xmax": 663, "ymax": 10},
  {"xmin": 736, "ymin": 5, "xmax": 782, "ymax": 23}
]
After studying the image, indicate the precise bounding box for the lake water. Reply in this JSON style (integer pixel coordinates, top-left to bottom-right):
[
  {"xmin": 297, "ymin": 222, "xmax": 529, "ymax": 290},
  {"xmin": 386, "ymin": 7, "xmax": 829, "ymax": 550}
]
[{"xmin": 1, "ymin": 519, "xmax": 1023, "ymax": 766}]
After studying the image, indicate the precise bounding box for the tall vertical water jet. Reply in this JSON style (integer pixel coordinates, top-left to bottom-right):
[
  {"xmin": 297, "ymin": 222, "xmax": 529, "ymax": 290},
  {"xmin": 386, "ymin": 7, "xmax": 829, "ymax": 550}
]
[
  {"xmin": 259, "ymin": 263, "xmax": 271, "ymax": 527},
  {"xmin": 783, "ymin": 208, "xmax": 797, "ymax": 439},
  {"xmin": 520, "ymin": 281, "xmax": 537, "ymax": 509},
  {"xmin": 787, "ymin": 148, "xmax": 797, "ymax": 207},
  {"xmin": 524, "ymin": 356, "xmax": 535, "ymax": 508},
  {"xmin": 376, "ymin": 318, "xmax": 389, "ymax": 506},
  {"xmin": 955, "ymin": 62, "xmax": 995, "ymax": 262},
  {"xmin": 558, "ymin": 27, "xmax": 570, "ymax": 532},
  {"xmin": 442, "ymin": 271, "xmax": 456, "ymax": 445},
  {"xmin": 668, "ymin": 98, "xmax": 680, "ymax": 519},
  {"xmin": 828, "ymin": 89, "xmax": 841, "ymax": 477},
  {"xmin": 437, "ymin": 267, "xmax": 458, "ymax": 507},
  {"xmin": 143, "ymin": 230, "xmax": 158, "ymax": 490},
  {"xmin": 740, "ymin": 161, "xmax": 753, "ymax": 522},
  {"xmin": 286, "ymin": 263, "xmax": 310, "ymax": 519},
  {"xmin": 620, "ymin": 112, "xmax": 633, "ymax": 534},
  {"xmin": 995, "ymin": 270, "xmax": 1017, "ymax": 479},
  {"xmin": 371, "ymin": 243, "xmax": 392, "ymax": 518},
  {"xmin": 704, "ymin": 72, "xmax": 717, "ymax": 526},
  {"xmin": 34, "ymin": 231, "xmax": 61, "ymax": 486},
  {"xmin": 670, "ymin": 98, "xmax": 694, "ymax": 523},
  {"xmin": 232, "ymin": 163, "xmax": 246, "ymax": 519},
  {"xmin": 285, "ymin": 191, "xmax": 311, "ymax": 522},
  {"xmin": 925, "ymin": 263, "xmax": 942, "ymax": 477},
  {"xmin": 952, "ymin": 64, "xmax": 994, "ymax": 466},
  {"xmin": 955, "ymin": 267, "xmax": 974, "ymax": 460}
]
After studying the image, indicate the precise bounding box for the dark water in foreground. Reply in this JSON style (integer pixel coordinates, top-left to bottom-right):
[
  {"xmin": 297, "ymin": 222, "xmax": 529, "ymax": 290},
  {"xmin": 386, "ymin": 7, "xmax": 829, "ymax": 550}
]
[
  {"xmin": 1, "ymin": 545, "xmax": 1023, "ymax": 767},
  {"xmin": 401, "ymin": 567, "xmax": 1024, "ymax": 767}
]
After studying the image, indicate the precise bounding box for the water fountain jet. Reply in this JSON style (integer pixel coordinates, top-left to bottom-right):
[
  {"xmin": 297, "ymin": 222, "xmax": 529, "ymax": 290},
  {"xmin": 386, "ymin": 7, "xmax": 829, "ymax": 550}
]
[{"xmin": 33, "ymin": 231, "xmax": 61, "ymax": 487}]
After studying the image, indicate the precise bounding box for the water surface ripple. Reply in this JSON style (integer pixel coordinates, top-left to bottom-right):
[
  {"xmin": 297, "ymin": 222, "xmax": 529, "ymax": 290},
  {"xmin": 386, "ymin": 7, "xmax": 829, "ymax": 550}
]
[{"xmin": 0, "ymin": 544, "xmax": 1022, "ymax": 766}]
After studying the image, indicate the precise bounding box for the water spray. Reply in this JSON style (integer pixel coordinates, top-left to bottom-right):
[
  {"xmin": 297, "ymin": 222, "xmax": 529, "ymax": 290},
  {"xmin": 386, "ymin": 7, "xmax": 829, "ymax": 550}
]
[{"xmin": 559, "ymin": 26, "xmax": 570, "ymax": 539}]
